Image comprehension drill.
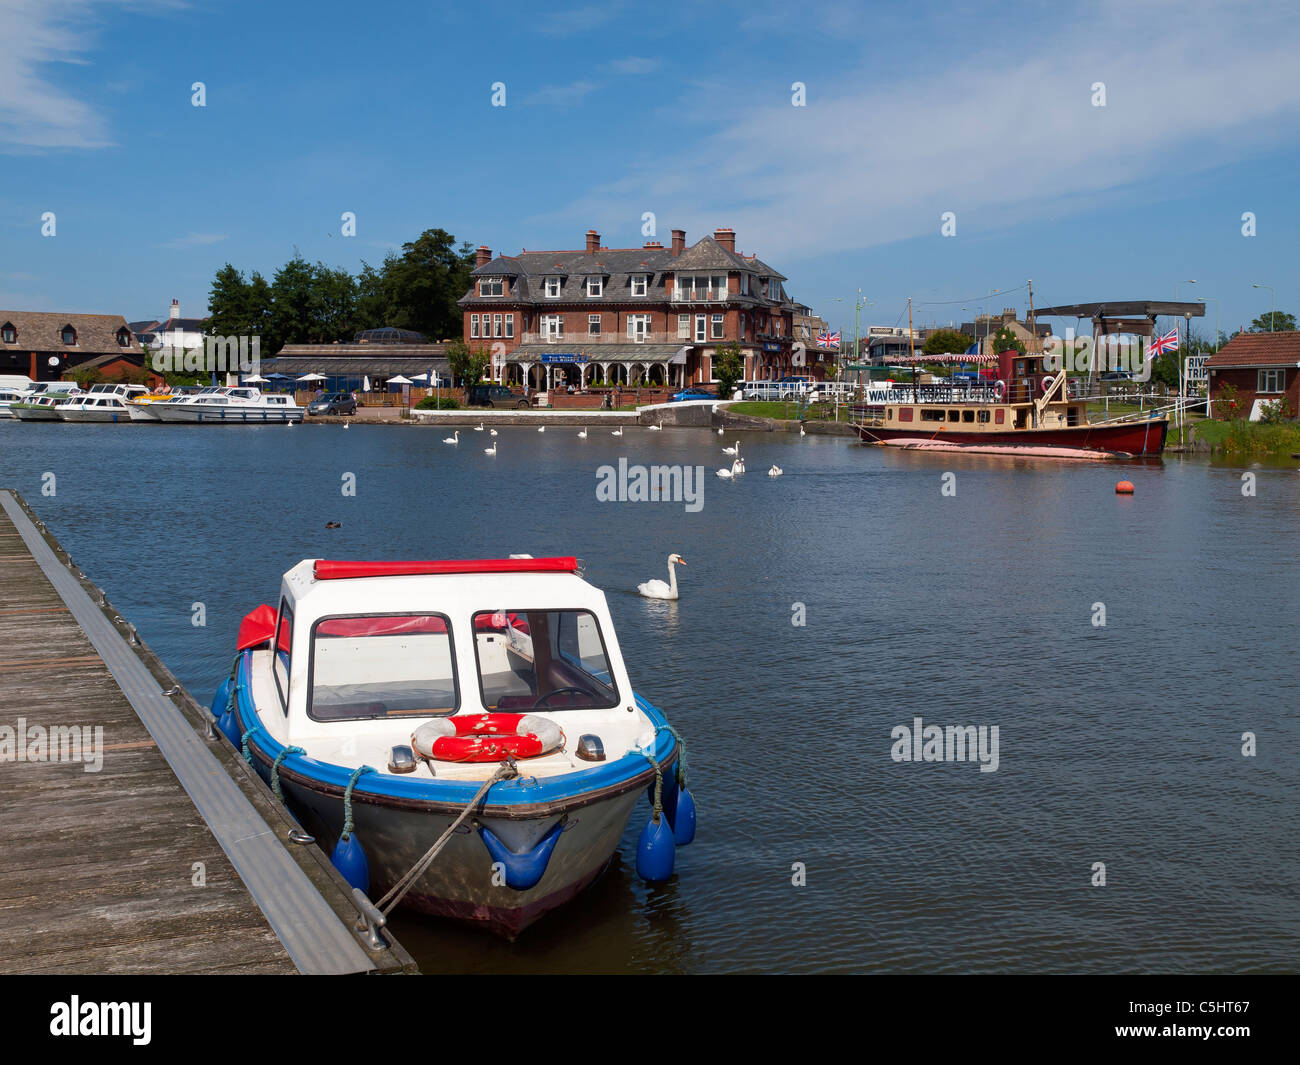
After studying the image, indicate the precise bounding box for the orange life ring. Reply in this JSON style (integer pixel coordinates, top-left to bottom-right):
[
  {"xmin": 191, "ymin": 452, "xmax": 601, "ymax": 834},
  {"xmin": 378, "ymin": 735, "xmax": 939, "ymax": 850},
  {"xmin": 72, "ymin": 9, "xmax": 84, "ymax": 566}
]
[
  {"xmin": 993, "ymin": 379, "xmax": 1006, "ymax": 399},
  {"xmin": 1042, "ymin": 374, "xmax": 1056, "ymax": 392},
  {"xmin": 412, "ymin": 713, "xmax": 564, "ymax": 763}
]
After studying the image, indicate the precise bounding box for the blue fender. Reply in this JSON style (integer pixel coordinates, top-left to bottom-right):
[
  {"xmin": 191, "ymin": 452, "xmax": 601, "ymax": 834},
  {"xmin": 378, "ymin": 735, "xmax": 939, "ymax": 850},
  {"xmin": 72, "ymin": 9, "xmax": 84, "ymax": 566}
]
[
  {"xmin": 636, "ymin": 814, "xmax": 675, "ymax": 882},
  {"xmin": 479, "ymin": 820, "xmax": 565, "ymax": 891},
  {"xmin": 672, "ymin": 787, "xmax": 696, "ymax": 846},
  {"xmin": 211, "ymin": 678, "xmax": 241, "ymax": 747},
  {"xmin": 331, "ymin": 833, "xmax": 369, "ymax": 893}
]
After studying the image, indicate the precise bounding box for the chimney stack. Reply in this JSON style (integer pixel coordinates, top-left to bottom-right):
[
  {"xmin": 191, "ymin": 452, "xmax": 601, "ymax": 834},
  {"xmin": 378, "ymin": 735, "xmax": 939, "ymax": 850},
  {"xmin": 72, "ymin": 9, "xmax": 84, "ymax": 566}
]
[
  {"xmin": 169, "ymin": 299, "xmax": 180, "ymax": 320},
  {"xmin": 714, "ymin": 228, "xmax": 735, "ymax": 252},
  {"xmin": 586, "ymin": 229, "xmax": 600, "ymax": 253},
  {"xmin": 476, "ymin": 246, "xmax": 492, "ymax": 268},
  {"xmin": 671, "ymin": 229, "xmax": 686, "ymax": 257}
]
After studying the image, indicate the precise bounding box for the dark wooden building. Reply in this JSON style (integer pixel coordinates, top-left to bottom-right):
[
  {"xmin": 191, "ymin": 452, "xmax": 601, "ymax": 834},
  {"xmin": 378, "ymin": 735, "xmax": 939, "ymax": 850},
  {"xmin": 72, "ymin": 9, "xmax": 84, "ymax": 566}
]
[{"xmin": 0, "ymin": 311, "xmax": 142, "ymax": 382}]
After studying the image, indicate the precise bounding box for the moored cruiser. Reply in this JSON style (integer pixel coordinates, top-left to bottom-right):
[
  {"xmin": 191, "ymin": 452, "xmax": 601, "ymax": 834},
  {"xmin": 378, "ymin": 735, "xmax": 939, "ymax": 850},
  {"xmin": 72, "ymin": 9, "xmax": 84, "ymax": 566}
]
[
  {"xmin": 853, "ymin": 348, "xmax": 1168, "ymax": 458},
  {"xmin": 212, "ymin": 556, "xmax": 694, "ymax": 936},
  {"xmin": 56, "ymin": 383, "xmax": 148, "ymax": 423},
  {"xmin": 153, "ymin": 386, "xmax": 303, "ymax": 423}
]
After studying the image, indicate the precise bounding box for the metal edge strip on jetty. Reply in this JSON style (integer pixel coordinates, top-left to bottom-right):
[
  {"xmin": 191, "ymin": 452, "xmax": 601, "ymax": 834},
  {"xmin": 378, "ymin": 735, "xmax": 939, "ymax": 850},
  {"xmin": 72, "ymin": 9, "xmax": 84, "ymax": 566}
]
[{"xmin": 0, "ymin": 488, "xmax": 417, "ymax": 975}]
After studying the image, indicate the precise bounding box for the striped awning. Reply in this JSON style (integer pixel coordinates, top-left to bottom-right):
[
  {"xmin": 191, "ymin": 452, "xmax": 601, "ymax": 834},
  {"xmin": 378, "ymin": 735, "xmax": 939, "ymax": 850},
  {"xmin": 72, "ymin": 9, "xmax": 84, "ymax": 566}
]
[{"xmin": 899, "ymin": 353, "xmax": 998, "ymax": 366}]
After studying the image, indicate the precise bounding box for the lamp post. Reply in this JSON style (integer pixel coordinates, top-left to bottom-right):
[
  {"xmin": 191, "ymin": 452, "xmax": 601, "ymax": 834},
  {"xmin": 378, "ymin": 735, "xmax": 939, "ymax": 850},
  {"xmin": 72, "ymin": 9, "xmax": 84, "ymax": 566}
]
[
  {"xmin": 1196, "ymin": 297, "xmax": 1220, "ymax": 347},
  {"xmin": 1252, "ymin": 283, "xmax": 1275, "ymax": 331}
]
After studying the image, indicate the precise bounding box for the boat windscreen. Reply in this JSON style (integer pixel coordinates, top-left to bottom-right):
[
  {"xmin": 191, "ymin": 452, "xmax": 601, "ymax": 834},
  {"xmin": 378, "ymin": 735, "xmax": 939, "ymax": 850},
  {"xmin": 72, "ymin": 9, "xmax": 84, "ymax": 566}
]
[{"xmin": 472, "ymin": 609, "xmax": 618, "ymax": 712}]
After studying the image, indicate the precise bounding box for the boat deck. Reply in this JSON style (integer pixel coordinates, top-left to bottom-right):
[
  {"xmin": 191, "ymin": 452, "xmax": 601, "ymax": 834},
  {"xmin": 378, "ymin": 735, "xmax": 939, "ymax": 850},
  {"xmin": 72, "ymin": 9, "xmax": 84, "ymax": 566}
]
[{"xmin": 0, "ymin": 489, "xmax": 416, "ymax": 975}]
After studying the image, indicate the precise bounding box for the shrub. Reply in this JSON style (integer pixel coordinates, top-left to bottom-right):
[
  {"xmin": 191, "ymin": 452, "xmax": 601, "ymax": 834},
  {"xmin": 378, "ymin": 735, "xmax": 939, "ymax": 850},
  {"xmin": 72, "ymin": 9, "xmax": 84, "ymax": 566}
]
[{"xmin": 415, "ymin": 396, "xmax": 459, "ymax": 410}]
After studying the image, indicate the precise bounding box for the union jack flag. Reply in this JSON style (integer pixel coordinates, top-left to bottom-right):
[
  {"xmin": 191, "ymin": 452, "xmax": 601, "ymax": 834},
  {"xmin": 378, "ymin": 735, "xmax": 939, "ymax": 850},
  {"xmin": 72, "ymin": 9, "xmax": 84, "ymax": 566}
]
[
  {"xmin": 817, "ymin": 330, "xmax": 841, "ymax": 348},
  {"xmin": 1147, "ymin": 328, "xmax": 1179, "ymax": 359}
]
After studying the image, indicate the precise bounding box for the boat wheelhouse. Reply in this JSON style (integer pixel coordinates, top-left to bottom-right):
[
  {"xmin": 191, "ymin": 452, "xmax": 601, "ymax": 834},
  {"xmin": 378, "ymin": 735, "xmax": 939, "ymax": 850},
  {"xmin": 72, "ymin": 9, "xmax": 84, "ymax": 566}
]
[
  {"xmin": 213, "ymin": 556, "xmax": 693, "ymax": 937},
  {"xmin": 853, "ymin": 349, "xmax": 1168, "ymax": 458}
]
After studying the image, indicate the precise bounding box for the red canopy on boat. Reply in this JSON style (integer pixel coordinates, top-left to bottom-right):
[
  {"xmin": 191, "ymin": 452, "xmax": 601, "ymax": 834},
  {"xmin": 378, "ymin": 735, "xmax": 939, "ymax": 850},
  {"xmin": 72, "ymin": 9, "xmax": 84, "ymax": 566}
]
[
  {"xmin": 313, "ymin": 558, "xmax": 580, "ymax": 580},
  {"xmin": 235, "ymin": 604, "xmax": 277, "ymax": 650}
]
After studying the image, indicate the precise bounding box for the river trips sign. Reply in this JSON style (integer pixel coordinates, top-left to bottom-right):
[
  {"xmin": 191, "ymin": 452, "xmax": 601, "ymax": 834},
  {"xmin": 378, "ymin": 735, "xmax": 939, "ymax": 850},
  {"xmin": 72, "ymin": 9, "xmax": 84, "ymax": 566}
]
[{"xmin": 1184, "ymin": 354, "xmax": 1208, "ymax": 382}]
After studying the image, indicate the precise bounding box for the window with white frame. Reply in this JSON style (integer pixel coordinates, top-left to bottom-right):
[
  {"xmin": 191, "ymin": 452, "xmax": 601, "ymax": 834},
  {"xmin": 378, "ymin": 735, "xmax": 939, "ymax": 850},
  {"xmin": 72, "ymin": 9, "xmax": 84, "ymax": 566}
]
[
  {"xmin": 493, "ymin": 314, "xmax": 503, "ymax": 338},
  {"xmin": 479, "ymin": 277, "xmax": 504, "ymax": 297},
  {"xmin": 545, "ymin": 276, "xmax": 562, "ymax": 298},
  {"xmin": 628, "ymin": 314, "xmax": 651, "ymax": 342},
  {"xmin": 587, "ymin": 276, "xmax": 603, "ymax": 298},
  {"xmin": 711, "ymin": 314, "xmax": 724, "ymax": 339},
  {"xmin": 631, "ymin": 274, "xmax": 648, "ymax": 297},
  {"xmin": 470, "ymin": 314, "xmax": 480, "ymax": 338},
  {"xmin": 505, "ymin": 314, "xmax": 514, "ymax": 339},
  {"xmin": 1258, "ymin": 368, "xmax": 1285, "ymax": 393},
  {"xmin": 588, "ymin": 314, "xmax": 601, "ymax": 336},
  {"xmin": 677, "ymin": 314, "xmax": 690, "ymax": 340},
  {"xmin": 541, "ymin": 315, "xmax": 563, "ymax": 341},
  {"xmin": 695, "ymin": 314, "xmax": 707, "ymax": 342},
  {"xmin": 677, "ymin": 274, "xmax": 728, "ymax": 301}
]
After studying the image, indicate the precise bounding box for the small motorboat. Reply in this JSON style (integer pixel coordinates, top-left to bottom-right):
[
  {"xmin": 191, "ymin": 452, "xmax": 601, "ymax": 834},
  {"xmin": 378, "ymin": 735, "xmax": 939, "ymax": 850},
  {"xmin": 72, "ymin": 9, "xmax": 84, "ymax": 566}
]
[{"xmin": 212, "ymin": 556, "xmax": 694, "ymax": 937}]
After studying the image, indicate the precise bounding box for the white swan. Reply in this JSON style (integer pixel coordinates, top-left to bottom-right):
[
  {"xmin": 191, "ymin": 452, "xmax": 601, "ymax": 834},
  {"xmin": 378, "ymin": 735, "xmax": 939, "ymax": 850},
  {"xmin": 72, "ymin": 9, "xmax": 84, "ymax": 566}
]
[
  {"xmin": 475, "ymin": 422, "xmax": 484, "ymax": 431},
  {"xmin": 343, "ymin": 421, "xmax": 351, "ymax": 430},
  {"xmin": 649, "ymin": 422, "xmax": 662, "ymax": 431},
  {"xmin": 442, "ymin": 429, "xmax": 459, "ymax": 445},
  {"xmin": 578, "ymin": 428, "xmax": 588, "ymax": 438},
  {"xmin": 717, "ymin": 426, "xmax": 724, "ymax": 435},
  {"xmin": 637, "ymin": 553, "xmax": 685, "ymax": 600},
  {"xmin": 722, "ymin": 441, "xmax": 739, "ymax": 455},
  {"xmin": 737, "ymin": 456, "xmax": 746, "ymax": 474},
  {"xmin": 490, "ymin": 428, "xmax": 498, "ymax": 436},
  {"xmin": 611, "ymin": 428, "xmax": 623, "ymax": 436},
  {"xmin": 799, "ymin": 423, "xmax": 806, "ymax": 437},
  {"xmin": 768, "ymin": 464, "xmax": 783, "ymax": 477},
  {"xmin": 716, "ymin": 467, "xmax": 734, "ymax": 479},
  {"xmin": 484, "ymin": 441, "xmax": 497, "ymax": 455},
  {"xmin": 538, "ymin": 425, "xmax": 546, "ymax": 432}
]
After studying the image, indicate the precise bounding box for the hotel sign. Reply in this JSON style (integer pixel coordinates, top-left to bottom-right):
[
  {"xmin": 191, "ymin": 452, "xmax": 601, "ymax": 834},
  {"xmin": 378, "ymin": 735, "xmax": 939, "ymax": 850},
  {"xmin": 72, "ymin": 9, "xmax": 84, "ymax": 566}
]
[{"xmin": 539, "ymin": 353, "xmax": 589, "ymax": 364}]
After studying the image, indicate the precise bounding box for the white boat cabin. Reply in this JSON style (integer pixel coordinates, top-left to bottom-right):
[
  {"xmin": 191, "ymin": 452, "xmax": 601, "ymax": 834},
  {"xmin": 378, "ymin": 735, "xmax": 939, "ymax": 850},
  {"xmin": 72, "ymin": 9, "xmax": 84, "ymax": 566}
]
[{"xmin": 246, "ymin": 560, "xmax": 656, "ymax": 781}]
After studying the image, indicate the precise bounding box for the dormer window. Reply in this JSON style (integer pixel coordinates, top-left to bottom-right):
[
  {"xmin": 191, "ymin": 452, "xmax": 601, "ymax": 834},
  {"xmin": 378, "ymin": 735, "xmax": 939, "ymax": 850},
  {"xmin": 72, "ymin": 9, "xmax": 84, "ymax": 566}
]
[
  {"xmin": 116, "ymin": 328, "xmax": 132, "ymax": 347},
  {"xmin": 479, "ymin": 277, "xmax": 504, "ymax": 297},
  {"xmin": 545, "ymin": 276, "xmax": 562, "ymax": 298},
  {"xmin": 586, "ymin": 276, "xmax": 603, "ymax": 298},
  {"xmin": 61, "ymin": 325, "xmax": 77, "ymax": 345},
  {"xmin": 1, "ymin": 322, "xmax": 14, "ymax": 343},
  {"xmin": 631, "ymin": 274, "xmax": 648, "ymax": 297}
]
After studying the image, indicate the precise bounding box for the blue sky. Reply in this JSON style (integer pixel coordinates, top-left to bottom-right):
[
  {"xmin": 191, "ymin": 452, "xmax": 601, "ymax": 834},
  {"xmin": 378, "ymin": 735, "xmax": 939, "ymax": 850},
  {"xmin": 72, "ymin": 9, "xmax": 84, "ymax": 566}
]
[{"xmin": 2, "ymin": 0, "xmax": 1298, "ymax": 340}]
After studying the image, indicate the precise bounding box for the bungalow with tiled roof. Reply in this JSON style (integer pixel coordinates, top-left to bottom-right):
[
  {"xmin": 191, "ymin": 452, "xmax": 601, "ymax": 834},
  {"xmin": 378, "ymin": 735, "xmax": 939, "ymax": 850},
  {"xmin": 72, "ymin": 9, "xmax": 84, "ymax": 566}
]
[
  {"xmin": 1206, "ymin": 332, "xmax": 1300, "ymax": 420},
  {"xmin": 457, "ymin": 227, "xmax": 802, "ymax": 389},
  {"xmin": 0, "ymin": 311, "xmax": 142, "ymax": 382}
]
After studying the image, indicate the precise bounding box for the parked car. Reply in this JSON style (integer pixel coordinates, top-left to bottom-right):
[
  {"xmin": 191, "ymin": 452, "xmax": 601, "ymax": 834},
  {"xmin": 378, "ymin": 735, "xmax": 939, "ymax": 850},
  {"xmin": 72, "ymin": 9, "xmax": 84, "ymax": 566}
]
[
  {"xmin": 669, "ymin": 386, "xmax": 716, "ymax": 402},
  {"xmin": 467, "ymin": 384, "xmax": 530, "ymax": 408},
  {"xmin": 1099, "ymin": 370, "xmax": 1135, "ymax": 382},
  {"xmin": 306, "ymin": 392, "xmax": 357, "ymax": 416}
]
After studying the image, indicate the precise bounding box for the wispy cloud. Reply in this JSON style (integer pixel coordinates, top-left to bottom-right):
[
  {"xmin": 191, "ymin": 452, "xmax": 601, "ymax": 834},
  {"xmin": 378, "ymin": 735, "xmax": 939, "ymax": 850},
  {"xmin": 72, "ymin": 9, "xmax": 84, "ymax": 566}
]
[
  {"xmin": 0, "ymin": 0, "xmax": 178, "ymax": 152},
  {"xmin": 604, "ymin": 56, "xmax": 660, "ymax": 76},
  {"xmin": 539, "ymin": 3, "xmax": 625, "ymax": 36},
  {"xmin": 529, "ymin": 80, "xmax": 600, "ymax": 108},
  {"xmin": 161, "ymin": 233, "xmax": 228, "ymax": 248},
  {"xmin": 544, "ymin": 1, "xmax": 1300, "ymax": 263}
]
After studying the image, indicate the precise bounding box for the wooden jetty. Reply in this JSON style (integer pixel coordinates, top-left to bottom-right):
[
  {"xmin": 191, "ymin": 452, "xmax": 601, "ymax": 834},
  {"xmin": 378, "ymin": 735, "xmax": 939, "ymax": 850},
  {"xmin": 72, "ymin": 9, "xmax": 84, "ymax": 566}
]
[{"xmin": 0, "ymin": 489, "xmax": 417, "ymax": 975}]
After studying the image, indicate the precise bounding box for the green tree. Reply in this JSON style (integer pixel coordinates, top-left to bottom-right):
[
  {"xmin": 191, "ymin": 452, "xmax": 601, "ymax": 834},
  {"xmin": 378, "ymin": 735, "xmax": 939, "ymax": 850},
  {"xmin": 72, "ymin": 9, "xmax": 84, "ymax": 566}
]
[
  {"xmin": 713, "ymin": 342, "xmax": 745, "ymax": 398},
  {"xmin": 1249, "ymin": 310, "xmax": 1296, "ymax": 333},
  {"xmin": 923, "ymin": 329, "xmax": 971, "ymax": 357},
  {"xmin": 993, "ymin": 326, "xmax": 1026, "ymax": 355},
  {"xmin": 382, "ymin": 229, "xmax": 476, "ymax": 340},
  {"xmin": 445, "ymin": 339, "xmax": 490, "ymax": 386}
]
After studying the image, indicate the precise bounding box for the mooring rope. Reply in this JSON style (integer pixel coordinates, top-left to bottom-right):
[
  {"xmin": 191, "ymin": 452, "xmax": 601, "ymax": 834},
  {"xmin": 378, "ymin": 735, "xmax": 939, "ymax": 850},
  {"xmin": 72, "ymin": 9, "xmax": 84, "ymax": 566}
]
[
  {"xmin": 271, "ymin": 745, "xmax": 305, "ymax": 802},
  {"xmin": 340, "ymin": 765, "xmax": 376, "ymax": 841},
  {"xmin": 375, "ymin": 762, "xmax": 515, "ymax": 917},
  {"xmin": 655, "ymin": 723, "xmax": 687, "ymax": 789}
]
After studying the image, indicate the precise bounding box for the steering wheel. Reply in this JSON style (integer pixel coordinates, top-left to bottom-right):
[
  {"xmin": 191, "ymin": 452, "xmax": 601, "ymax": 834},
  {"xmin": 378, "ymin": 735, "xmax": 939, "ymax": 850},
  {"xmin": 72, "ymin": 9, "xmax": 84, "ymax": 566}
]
[{"xmin": 533, "ymin": 686, "xmax": 595, "ymax": 708}]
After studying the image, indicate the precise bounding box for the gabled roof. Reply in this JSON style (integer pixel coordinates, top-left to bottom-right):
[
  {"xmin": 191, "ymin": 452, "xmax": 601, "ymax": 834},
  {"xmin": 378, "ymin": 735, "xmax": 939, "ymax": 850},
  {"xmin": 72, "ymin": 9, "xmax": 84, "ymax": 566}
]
[
  {"xmin": 1206, "ymin": 331, "xmax": 1300, "ymax": 368},
  {"xmin": 672, "ymin": 235, "xmax": 753, "ymax": 273},
  {"xmin": 0, "ymin": 311, "xmax": 139, "ymax": 354}
]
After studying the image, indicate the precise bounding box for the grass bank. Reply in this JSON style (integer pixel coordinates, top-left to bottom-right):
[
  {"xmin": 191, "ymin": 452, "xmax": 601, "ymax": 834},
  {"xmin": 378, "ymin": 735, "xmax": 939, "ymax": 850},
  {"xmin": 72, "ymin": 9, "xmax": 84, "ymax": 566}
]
[
  {"xmin": 1194, "ymin": 418, "xmax": 1300, "ymax": 456},
  {"xmin": 729, "ymin": 400, "xmax": 855, "ymax": 423}
]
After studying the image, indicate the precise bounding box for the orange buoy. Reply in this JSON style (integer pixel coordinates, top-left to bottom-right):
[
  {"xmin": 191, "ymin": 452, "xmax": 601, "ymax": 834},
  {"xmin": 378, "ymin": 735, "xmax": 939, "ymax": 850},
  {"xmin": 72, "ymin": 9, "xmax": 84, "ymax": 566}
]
[{"xmin": 1115, "ymin": 480, "xmax": 1135, "ymax": 494}]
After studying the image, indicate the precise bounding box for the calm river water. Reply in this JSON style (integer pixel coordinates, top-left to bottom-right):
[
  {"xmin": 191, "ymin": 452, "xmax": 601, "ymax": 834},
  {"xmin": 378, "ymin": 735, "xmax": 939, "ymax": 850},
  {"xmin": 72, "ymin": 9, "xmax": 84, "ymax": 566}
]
[{"xmin": 2, "ymin": 420, "xmax": 1296, "ymax": 973}]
